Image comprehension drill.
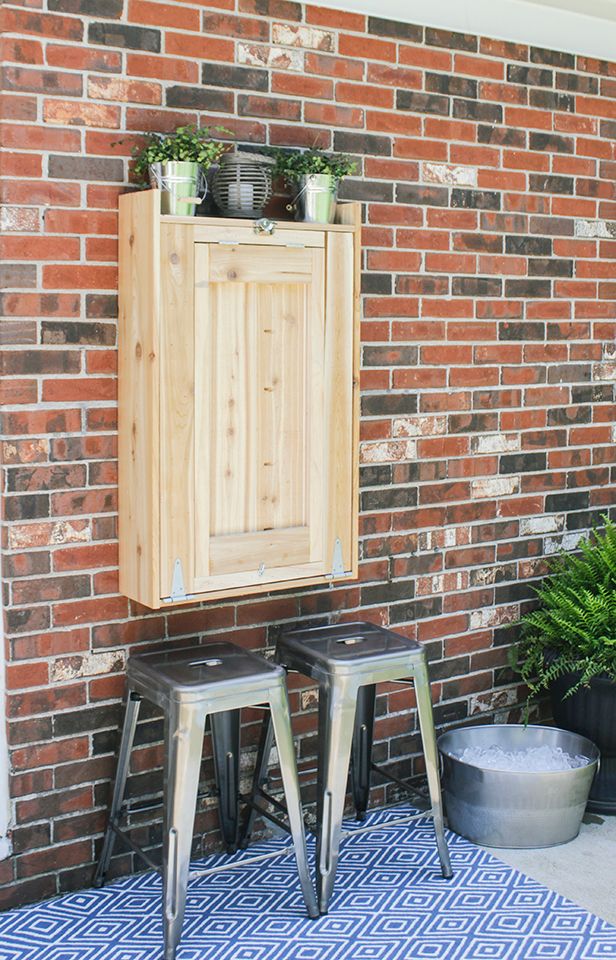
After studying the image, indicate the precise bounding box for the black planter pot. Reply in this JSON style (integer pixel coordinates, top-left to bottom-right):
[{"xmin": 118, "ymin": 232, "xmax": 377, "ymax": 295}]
[{"xmin": 550, "ymin": 672, "xmax": 616, "ymax": 814}]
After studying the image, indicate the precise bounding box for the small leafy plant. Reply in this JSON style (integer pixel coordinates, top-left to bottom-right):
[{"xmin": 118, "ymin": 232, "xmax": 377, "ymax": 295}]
[
  {"xmin": 129, "ymin": 125, "xmax": 230, "ymax": 185},
  {"xmin": 270, "ymin": 148, "xmax": 357, "ymax": 183},
  {"xmin": 513, "ymin": 515, "xmax": 616, "ymax": 703}
]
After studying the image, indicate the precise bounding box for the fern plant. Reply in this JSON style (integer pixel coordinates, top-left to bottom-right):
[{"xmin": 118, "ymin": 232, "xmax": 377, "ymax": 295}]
[{"xmin": 513, "ymin": 515, "xmax": 616, "ymax": 702}]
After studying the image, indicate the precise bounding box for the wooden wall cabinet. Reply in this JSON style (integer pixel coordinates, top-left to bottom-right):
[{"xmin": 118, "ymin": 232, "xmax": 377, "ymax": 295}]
[{"xmin": 119, "ymin": 190, "xmax": 360, "ymax": 609}]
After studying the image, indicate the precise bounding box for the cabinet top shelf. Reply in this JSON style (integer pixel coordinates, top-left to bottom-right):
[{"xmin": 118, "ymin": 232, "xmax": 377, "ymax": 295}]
[
  {"xmin": 161, "ymin": 213, "xmax": 356, "ymax": 232},
  {"xmin": 120, "ymin": 189, "xmax": 360, "ymax": 233}
]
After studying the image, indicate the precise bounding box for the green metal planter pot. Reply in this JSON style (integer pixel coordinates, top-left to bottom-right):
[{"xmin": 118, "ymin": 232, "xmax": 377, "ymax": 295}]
[
  {"xmin": 550, "ymin": 672, "xmax": 616, "ymax": 814},
  {"xmin": 149, "ymin": 161, "xmax": 207, "ymax": 217}
]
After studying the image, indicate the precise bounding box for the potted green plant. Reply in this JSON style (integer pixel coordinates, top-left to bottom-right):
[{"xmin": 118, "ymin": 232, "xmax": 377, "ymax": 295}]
[
  {"xmin": 513, "ymin": 515, "xmax": 616, "ymax": 812},
  {"xmin": 130, "ymin": 125, "xmax": 230, "ymax": 217},
  {"xmin": 271, "ymin": 148, "xmax": 357, "ymax": 224}
]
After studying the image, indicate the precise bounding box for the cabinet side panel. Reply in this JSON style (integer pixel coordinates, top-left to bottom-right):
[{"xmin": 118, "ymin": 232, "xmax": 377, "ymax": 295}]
[
  {"xmin": 325, "ymin": 229, "xmax": 358, "ymax": 577},
  {"xmin": 118, "ymin": 190, "xmax": 160, "ymax": 608},
  {"xmin": 159, "ymin": 224, "xmax": 195, "ymax": 599}
]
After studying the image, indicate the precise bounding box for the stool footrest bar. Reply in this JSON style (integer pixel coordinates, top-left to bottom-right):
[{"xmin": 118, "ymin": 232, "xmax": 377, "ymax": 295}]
[
  {"xmin": 256, "ymin": 786, "xmax": 288, "ymax": 817},
  {"xmin": 111, "ymin": 822, "xmax": 162, "ymax": 874},
  {"xmin": 188, "ymin": 843, "xmax": 297, "ymax": 879},
  {"xmin": 340, "ymin": 811, "xmax": 429, "ymax": 840},
  {"xmin": 243, "ymin": 797, "xmax": 292, "ymax": 836},
  {"xmin": 370, "ymin": 762, "xmax": 430, "ymax": 811}
]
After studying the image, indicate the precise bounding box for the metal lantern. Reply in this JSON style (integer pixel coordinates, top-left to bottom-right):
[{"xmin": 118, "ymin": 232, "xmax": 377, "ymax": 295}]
[{"xmin": 212, "ymin": 150, "xmax": 275, "ymax": 219}]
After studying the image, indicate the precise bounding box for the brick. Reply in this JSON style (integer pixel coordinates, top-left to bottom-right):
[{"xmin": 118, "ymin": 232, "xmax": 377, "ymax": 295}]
[
  {"xmin": 202, "ymin": 63, "xmax": 268, "ymax": 92},
  {"xmin": 128, "ymin": 0, "xmax": 200, "ymax": 31},
  {"xmin": 425, "ymin": 28, "xmax": 477, "ymax": 52},
  {"xmin": 17, "ymin": 841, "xmax": 92, "ymax": 880},
  {"xmin": 44, "ymin": 100, "xmax": 120, "ymax": 129},
  {"xmin": 529, "ymin": 131, "xmax": 574, "ymax": 154},
  {"xmin": 48, "ymin": 155, "xmax": 123, "ymax": 181},
  {"xmin": 366, "ymin": 64, "xmax": 421, "ymax": 92},
  {"xmin": 274, "ymin": 23, "xmax": 334, "ymax": 51},
  {"xmin": 0, "ymin": 237, "xmax": 80, "ymax": 262},
  {"xmin": 530, "ymin": 89, "xmax": 574, "ymax": 112},
  {"xmin": 241, "ymin": 0, "xmax": 301, "ymax": 18},
  {"xmin": 396, "ymin": 90, "xmax": 450, "ymax": 116},
  {"xmin": 2, "ymin": 8, "xmax": 83, "ymax": 41},
  {"xmin": 52, "ymin": 596, "xmax": 128, "ymax": 627},
  {"xmin": 163, "ymin": 31, "xmax": 233, "ymax": 60},
  {"xmin": 46, "ymin": 44, "xmax": 122, "ymax": 72},
  {"xmin": 2, "ymin": 88, "xmax": 37, "ymax": 118},
  {"xmin": 367, "ymin": 16, "xmax": 422, "ymax": 41},
  {"xmin": 88, "ymin": 21, "xmax": 160, "ymax": 52},
  {"xmin": 87, "ymin": 76, "xmax": 161, "ymax": 104},
  {"xmin": 1, "ymin": 349, "xmax": 80, "ymax": 376},
  {"xmin": 529, "ymin": 174, "xmax": 574, "ymax": 195},
  {"xmin": 507, "ymin": 64, "xmax": 553, "ymax": 86},
  {"xmin": 238, "ymin": 42, "xmax": 303, "ymax": 71},
  {"xmin": 166, "ymin": 85, "xmax": 234, "ymax": 112},
  {"xmin": 305, "ymin": 5, "xmax": 364, "ymax": 30},
  {"xmin": 3, "ymin": 126, "xmax": 82, "ymax": 160},
  {"xmin": 0, "ymin": 37, "xmax": 44, "ymax": 65},
  {"xmin": 452, "ymin": 189, "xmax": 500, "ymax": 210},
  {"xmin": 334, "ymin": 131, "xmax": 391, "ymax": 156},
  {"xmin": 49, "ymin": 0, "xmax": 123, "ymax": 13},
  {"xmin": 43, "ymin": 265, "xmax": 117, "ymax": 290},
  {"xmin": 396, "ymin": 185, "xmax": 448, "ymax": 207},
  {"xmin": 305, "ymin": 102, "xmax": 362, "ymax": 127},
  {"xmin": 0, "ymin": 262, "xmax": 37, "ymax": 288}
]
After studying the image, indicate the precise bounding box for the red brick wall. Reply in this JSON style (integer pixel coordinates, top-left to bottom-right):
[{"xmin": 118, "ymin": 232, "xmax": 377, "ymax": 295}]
[{"xmin": 1, "ymin": 0, "xmax": 616, "ymax": 907}]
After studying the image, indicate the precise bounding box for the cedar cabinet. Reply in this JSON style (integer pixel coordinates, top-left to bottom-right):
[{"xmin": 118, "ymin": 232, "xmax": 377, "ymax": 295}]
[{"xmin": 118, "ymin": 189, "xmax": 361, "ymax": 609}]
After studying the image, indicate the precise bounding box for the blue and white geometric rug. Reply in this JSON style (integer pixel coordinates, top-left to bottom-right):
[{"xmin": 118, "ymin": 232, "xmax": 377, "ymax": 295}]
[{"xmin": 1, "ymin": 805, "xmax": 615, "ymax": 960}]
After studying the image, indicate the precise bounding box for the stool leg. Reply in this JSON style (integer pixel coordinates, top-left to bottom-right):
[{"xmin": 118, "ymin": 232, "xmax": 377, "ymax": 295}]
[
  {"xmin": 316, "ymin": 680, "xmax": 357, "ymax": 914},
  {"xmin": 269, "ymin": 684, "xmax": 319, "ymax": 920},
  {"xmin": 414, "ymin": 657, "xmax": 453, "ymax": 880},
  {"xmin": 351, "ymin": 683, "xmax": 376, "ymax": 821},
  {"xmin": 239, "ymin": 710, "xmax": 275, "ymax": 848},
  {"xmin": 210, "ymin": 709, "xmax": 241, "ymax": 853},
  {"xmin": 162, "ymin": 702, "xmax": 206, "ymax": 960},
  {"xmin": 94, "ymin": 690, "xmax": 141, "ymax": 888}
]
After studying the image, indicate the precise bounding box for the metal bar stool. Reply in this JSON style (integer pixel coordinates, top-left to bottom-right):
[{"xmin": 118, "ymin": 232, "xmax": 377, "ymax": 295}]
[
  {"xmin": 242, "ymin": 621, "xmax": 453, "ymax": 914},
  {"xmin": 94, "ymin": 642, "xmax": 318, "ymax": 960}
]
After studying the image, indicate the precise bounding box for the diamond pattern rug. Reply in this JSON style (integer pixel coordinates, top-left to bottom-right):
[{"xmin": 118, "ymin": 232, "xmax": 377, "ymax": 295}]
[{"xmin": 1, "ymin": 805, "xmax": 615, "ymax": 960}]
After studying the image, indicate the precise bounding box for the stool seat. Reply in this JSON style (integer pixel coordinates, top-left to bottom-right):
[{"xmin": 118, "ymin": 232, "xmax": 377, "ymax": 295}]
[
  {"xmin": 128, "ymin": 642, "xmax": 284, "ymax": 702},
  {"xmin": 282, "ymin": 621, "xmax": 422, "ymax": 674}
]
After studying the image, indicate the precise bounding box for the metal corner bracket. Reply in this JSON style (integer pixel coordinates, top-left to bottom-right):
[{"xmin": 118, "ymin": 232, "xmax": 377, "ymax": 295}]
[
  {"xmin": 325, "ymin": 538, "xmax": 352, "ymax": 580},
  {"xmin": 162, "ymin": 558, "xmax": 195, "ymax": 603}
]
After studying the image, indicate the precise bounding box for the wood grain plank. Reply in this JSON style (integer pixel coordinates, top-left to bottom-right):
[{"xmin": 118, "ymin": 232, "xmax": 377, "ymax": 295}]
[
  {"xmin": 209, "ymin": 526, "xmax": 311, "ymax": 576},
  {"xmin": 159, "ymin": 223, "xmax": 195, "ymax": 599},
  {"xmin": 118, "ymin": 190, "xmax": 160, "ymax": 608},
  {"xmin": 324, "ymin": 204, "xmax": 361, "ymax": 577}
]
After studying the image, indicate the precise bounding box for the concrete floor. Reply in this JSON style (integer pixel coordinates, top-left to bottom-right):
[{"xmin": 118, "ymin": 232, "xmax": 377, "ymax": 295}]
[{"xmin": 487, "ymin": 813, "xmax": 616, "ymax": 925}]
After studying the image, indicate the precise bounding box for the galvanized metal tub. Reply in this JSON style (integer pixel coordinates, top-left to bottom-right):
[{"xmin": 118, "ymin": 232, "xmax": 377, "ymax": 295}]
[{"xmin": 438, "ymin": 724, "xmax": 599, "ymax": 848}]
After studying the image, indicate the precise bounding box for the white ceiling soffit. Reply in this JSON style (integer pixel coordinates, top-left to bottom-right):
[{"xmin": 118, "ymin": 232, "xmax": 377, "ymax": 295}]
[{"xmin": 324, "ymin": 0, "xmax": 616, "ymax": 62}]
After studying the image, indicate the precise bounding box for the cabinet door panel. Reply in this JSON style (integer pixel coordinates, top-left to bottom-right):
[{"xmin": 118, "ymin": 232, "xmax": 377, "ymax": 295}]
[{"xmin": 193, "ymin": 242, "xmax": 326, "ymax": 591}]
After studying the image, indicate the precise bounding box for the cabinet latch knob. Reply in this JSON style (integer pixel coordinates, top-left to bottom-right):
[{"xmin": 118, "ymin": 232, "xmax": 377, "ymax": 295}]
[{"xmin": 254, "ymin": 217, "xmax": 276, "ymax": 235}]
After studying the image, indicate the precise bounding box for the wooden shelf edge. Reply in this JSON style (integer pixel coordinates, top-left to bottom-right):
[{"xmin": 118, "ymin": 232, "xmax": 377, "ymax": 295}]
[{"xmin": 131, "ymin": 188, "xmax": 360, "ymax": 232}]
